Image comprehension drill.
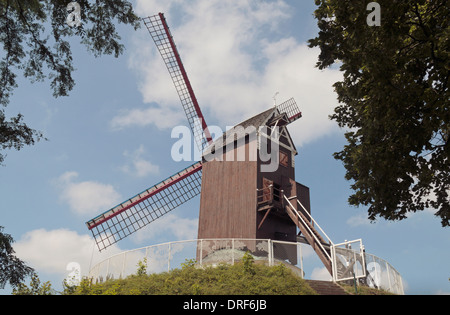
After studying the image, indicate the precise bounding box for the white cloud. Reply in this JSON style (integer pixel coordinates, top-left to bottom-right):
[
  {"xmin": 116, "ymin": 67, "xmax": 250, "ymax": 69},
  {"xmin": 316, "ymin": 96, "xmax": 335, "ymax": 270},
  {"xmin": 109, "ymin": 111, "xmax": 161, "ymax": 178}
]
[
  {"xmin": 14, "ymin": 229, "xmax": 122, "ymax": 278},
  {"xmin": 310, "ymin": 267, "xmax": 332, "ymax": 281},
  {"xmin": 133, "ymin": 213, "xmax": 198, "ymax": 243},
  {"xmin": 57, "ymin": 172, "xmax": 122, "ymax": 216},
  {"xmin": 299, "ymin": 243, "xmax": 316, "ymax": 258},
  {"xmin": 121, "ymin": 145, "xmax": 160, "ymax": 177},
  {"xmin": 125, "ymin": 0, "xmax": 342, "ymax": 147},
  {"xmin": 110, "ymin": 106, "xmax": 185, "ymax": 131},
  {"xmin": 346, "ymin": 213, "xmax": 373, "ymax": 227}
]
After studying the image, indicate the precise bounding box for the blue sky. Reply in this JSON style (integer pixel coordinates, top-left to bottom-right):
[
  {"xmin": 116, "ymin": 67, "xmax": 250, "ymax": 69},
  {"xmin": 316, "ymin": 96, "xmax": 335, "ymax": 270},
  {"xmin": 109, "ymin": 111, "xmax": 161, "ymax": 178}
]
[{"xmin": 1, "ymin": 0, "xmax": 448, "ymax": 295}]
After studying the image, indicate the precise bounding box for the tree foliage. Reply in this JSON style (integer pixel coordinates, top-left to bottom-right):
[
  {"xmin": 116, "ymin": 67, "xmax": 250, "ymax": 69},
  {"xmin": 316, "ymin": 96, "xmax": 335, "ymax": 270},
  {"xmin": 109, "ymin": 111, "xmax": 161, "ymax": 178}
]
[
  {"xmin": 0, "ymin": 0, "xmax": 140, "ymax": 164},
  {"xmin": 0, "ymin": 226, "xmax": 34, "ymax": 289},
  {"xmin": 12, "ymin": 272, "xmax": 53, "ymax": 295},
  {"xmin": 309, "ymin": 0, "xmax": 449, "ymax": 226}
]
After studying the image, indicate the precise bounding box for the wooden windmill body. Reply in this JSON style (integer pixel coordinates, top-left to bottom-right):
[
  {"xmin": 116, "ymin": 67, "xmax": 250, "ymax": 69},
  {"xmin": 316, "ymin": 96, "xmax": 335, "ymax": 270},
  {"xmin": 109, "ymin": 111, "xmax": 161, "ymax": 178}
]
[
  {"xmin": 198, "ymin": 107, "xmax": 311, "ymax": 264},
  {"xmin": 198, "ymin": 107, "xmax": 310, "ymax": 241}
]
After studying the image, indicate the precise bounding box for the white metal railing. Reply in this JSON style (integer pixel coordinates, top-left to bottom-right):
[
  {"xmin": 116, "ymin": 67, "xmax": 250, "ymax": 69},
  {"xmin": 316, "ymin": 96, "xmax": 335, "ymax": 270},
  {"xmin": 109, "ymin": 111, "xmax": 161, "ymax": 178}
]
[
  {"xmin": 88, "ymin": 238, "xmax": 404, "ymax": 295},
  {"xmin": 364, "ymin": 251, "xmax": 404, "ymax": 294},
  {"xmin": 331, "ymin": 239, "xmax": 366, "ymax": 282},
  {"xmin": 283, "ymin": 195, "xmax": 333, "ymax": 264}
]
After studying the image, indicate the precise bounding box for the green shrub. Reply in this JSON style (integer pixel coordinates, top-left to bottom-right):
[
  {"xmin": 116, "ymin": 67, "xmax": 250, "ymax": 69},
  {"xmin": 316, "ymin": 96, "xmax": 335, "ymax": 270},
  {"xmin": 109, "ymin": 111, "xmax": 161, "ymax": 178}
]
[{"xmin": 65, "ymin": 257, "xmax": 317, "ymax": 295}]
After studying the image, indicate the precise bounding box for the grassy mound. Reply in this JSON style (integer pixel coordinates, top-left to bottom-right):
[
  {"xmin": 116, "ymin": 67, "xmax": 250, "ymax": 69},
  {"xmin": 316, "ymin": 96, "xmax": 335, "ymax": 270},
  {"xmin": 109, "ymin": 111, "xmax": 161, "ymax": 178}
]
[{"xmin": 65, "ymin": 253, "xmax": 317, "ymax": 295}]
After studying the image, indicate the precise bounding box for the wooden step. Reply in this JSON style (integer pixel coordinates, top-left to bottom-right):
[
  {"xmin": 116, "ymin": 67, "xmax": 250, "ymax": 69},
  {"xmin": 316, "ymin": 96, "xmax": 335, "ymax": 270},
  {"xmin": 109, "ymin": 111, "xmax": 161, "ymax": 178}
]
[
  {"xmin": 257, "ymin": 204, "xmax": 273, "ymax": 212},
  {"xmin": 305, "ymin": 280, "xmax": 349, "ymax": 295}
]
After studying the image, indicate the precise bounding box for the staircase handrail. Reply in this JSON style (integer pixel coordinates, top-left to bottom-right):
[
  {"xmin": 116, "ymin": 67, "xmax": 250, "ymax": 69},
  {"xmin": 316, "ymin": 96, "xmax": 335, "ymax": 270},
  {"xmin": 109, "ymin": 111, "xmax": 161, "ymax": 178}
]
[
  {"xmin": 294, "ymin": 198, "xmax": 334, "ymax": 247},
  {"xmin": 283, "ymin": 195, "xmax": 333, "ymax": 262}
]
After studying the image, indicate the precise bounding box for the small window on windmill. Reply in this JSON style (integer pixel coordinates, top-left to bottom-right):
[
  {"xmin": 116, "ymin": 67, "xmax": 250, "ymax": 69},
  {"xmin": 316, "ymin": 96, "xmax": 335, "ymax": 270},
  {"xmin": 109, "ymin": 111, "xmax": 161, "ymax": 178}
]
[{"xmin": 279, "ymin": 151, "xmax": 289, "ymax": 168}]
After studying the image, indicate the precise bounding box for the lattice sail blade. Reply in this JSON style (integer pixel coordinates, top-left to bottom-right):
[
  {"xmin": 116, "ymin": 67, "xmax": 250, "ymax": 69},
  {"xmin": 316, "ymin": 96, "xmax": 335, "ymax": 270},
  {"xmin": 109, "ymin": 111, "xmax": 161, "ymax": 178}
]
[
  {"xmin": 277, "ymin": 98, "xmax": 302, "ymax": 123},
  {"xmin": 86, "ymin": 162, "xmax": 203, "ymax": 251},
  {"xmin": 143, "ymin": 13, "xmax": 213, "ymax": 152}
]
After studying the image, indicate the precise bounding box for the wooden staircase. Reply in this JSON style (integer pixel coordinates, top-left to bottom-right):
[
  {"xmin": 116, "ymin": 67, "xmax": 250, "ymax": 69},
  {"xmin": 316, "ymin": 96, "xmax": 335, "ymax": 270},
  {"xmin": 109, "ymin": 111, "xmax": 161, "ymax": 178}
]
[
  {"xmin": 305, "ymin": 280, "xmax": 349, "ymax": 295},
  {"xmin": 284, "ymin": 196, "xmax": 333, "ymax": 276}
]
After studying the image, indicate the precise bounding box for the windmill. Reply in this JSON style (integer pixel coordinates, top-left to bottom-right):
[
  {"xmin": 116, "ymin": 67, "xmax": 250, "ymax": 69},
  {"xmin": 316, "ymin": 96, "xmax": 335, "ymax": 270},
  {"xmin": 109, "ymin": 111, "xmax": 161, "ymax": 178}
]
[{"xmin": 86, "ymin": 13, "xmax": 333, "ymax": 275}]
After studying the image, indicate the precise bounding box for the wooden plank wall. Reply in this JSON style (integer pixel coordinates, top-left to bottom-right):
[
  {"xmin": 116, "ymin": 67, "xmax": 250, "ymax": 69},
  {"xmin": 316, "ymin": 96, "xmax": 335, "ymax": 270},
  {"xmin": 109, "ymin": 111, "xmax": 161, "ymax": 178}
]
[{"xmin": 198, "ymin": 159, "xmax": 258, "ymax": 239}]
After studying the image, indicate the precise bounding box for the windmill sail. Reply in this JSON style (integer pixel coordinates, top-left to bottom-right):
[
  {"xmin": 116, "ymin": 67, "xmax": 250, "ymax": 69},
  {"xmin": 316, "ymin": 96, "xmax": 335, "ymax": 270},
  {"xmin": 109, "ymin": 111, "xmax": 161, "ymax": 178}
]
[
  {"xmin": 143, "ymin": 13, "xmax": 213, "ymax": 152},
  {"xmin": 86, "ymin": 162, "xmax": 203, "ymax": 251},
  {"xmin": 276, "ymin": 98, "xmax": 302, "ymax": 123}
]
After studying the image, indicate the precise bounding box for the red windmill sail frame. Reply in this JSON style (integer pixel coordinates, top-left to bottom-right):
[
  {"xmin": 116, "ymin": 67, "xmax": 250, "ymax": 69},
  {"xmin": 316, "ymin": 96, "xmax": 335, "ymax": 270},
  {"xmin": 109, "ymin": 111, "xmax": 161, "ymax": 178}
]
[
  {"xmin": 143, "ymin": 13, "xmax": 213, "ymax": 151},
  {"xmin": 158, "ymin": 13, "xmax": 212, "ymax": 146},
  {"xmin": 86, "ymin": 162, "xmax": 203, "ymax": 251},
  {"xmin": 87, "ymin": 162, "xmax": 202, "ymax": 231},
  {"xmin": 276, "ymin": 98, "xmax": 302, "ymax": 123}
]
